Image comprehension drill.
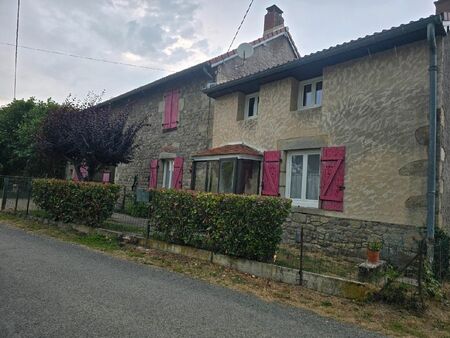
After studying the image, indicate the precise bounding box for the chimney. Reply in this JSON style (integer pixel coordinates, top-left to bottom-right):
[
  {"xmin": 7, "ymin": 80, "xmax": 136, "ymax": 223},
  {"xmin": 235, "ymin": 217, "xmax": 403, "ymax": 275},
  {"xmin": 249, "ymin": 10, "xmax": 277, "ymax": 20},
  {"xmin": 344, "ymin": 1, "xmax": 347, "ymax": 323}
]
[
  {"xmin": 263, "ymin": 5, "xmax": 284, "ymax": 36},
  {"xmin": 435, "ymin": 0, "xmax": 450, "ymax": 14}
]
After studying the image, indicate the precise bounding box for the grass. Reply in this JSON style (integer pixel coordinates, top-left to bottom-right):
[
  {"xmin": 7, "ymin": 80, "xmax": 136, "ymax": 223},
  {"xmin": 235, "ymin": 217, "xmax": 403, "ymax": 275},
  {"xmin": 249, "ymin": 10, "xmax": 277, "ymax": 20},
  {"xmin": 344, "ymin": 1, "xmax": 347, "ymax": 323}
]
[
  {"xmin": 1, "ymin": 212, "xmax": 449, "ymax": 338},
  {"xmin": 275, "ymin": 245, "xmax": 358, "ymax": 279}
]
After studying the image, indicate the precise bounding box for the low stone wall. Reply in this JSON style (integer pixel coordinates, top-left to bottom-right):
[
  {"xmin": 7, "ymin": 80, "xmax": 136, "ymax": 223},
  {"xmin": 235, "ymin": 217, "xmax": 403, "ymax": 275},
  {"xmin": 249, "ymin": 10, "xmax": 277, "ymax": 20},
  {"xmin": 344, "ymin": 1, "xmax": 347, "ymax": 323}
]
[{"xmin": 282, "ymin": 208, "xmax": 424, "ymax": 262}]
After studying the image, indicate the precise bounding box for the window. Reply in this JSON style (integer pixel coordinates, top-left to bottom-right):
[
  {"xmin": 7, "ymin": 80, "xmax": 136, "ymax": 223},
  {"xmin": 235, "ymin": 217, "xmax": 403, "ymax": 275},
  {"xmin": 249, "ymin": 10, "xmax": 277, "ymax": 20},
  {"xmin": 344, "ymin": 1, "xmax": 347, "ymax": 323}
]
[
  {"xmin": 192, "ymin": 159, "xmax": 261, "ymax": 194},
  {"xmin": 299, "ymin": 78, "xmax": 323, "ymax": 109},
  {"xmin": 244, "ymin": 93, "xmax": 259, "ymax": 119},
  {"xmin": 162, "ymin": 159, "xmax": 174, "ymax": 188},
  {"xmin": 286, "ymin": 150, "xmax": 320, "ymax": 207}
]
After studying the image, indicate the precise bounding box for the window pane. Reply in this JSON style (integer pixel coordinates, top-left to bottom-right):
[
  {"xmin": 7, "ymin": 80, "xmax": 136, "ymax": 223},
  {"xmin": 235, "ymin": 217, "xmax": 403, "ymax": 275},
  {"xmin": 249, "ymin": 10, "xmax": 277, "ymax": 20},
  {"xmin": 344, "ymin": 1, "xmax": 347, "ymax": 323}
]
[
  {"xmin": 290, "ymin": 155, "xmax": 303, "ymax": 199},
  {"xmin": 206, "ymin": 161, "xmax": 219, "ymax": 193},
  {"xmin": 306, "ymin": 154, "xmax": 320, "ymax": 200},
  {"xmin": 162, "ymin": 160, "xmax": 173, "ymax": 189},
  {"xmin": 236, "ymin": 160, "xmax": 260, "ymax": 195},
  {"xmin": 315, "ymin": 81, "xmax": 323, "ymax": 105},
  {"xmin": 219, "ymin": 160, "xmax": 235, "ymax": 193},
  {"xmin": 193, "ymin": 161, "xmax": 207, "ymax": 191},
  {"xmin": 303, "ymin": 84, "xmax": 313, "ymax": 107},
  {"xmin": 248, "ymin": 97, "xmax": 255, "ymax": 117}
]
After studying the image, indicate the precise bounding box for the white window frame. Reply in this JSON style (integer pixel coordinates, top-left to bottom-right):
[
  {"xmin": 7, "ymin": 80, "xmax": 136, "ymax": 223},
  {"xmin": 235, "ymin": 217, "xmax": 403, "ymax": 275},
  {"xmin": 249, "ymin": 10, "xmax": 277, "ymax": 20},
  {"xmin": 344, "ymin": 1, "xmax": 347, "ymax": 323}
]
[
  {"xmin": 162, "ymin": 159, "xmax": 174, "ymax": 188},
  {"xmin": 285, "ymin": 150, "xmax": 321, "ymax": 208},
  {"xmin": 244, "ymin": 92, "xmax": 259, "ymax": 119},
  {"xmin": 298, "ymin": 77, "xmax": 323, "ymax": 110}
]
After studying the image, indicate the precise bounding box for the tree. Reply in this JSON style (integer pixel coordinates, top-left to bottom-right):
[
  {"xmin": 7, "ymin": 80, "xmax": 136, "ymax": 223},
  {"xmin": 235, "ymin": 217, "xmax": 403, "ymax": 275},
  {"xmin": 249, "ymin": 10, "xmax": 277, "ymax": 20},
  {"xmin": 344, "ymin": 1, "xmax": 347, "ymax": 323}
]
[
  {"xmin": 37, "ymin": 94, "xmax": 144, "ymax": 181},
  {"xmin": 0, "ymin": 98, "xmax": 62, "ymax": 176}
]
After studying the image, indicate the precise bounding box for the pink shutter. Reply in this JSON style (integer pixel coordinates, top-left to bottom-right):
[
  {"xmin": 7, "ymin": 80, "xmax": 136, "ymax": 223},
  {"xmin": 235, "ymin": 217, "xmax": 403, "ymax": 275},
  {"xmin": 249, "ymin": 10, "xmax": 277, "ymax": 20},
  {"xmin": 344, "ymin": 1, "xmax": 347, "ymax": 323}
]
[
  {"xmin": 320, "ymin": 146, "xmax": 346, "ymax": 211},
  {"xmin": 261, "ymin": 150, "xmax": 281, "ymax": 196},
  {"xmin": 172, "ymin": 157, "xmax": 184, "ymax": 189},
  {"xmin": 163, "ymin": 92, "xmax": 172, "ymax": 130},
  {"xmin": 149, "ymin": 160, "xmax": 159, "ymax": 189},
  {"xmin": 170, "ymin": 89, "xmax": 180, "ymax": 129},
  {"xmin": 102, "ymin": 172, "xmax": 110, "ymax": 184}
]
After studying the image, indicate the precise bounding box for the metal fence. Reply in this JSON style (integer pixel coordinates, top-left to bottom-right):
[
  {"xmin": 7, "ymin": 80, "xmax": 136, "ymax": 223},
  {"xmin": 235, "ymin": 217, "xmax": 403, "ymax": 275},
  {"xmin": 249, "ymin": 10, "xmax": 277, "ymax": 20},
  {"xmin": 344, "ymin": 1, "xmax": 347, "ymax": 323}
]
[{"xmin": 0, "ymin": 175, "xmax": 36, "ymax": 214}]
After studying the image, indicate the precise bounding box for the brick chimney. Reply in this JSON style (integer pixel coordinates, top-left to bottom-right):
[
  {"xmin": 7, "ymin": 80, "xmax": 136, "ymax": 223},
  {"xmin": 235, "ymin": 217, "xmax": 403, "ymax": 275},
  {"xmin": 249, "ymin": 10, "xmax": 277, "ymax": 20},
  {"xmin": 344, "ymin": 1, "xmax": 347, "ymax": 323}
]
[
  {"xmin": 263, "ymin": 5, "xmax": 284, "ymax": 36},
  {"xmin": 435, "ymin": 0, "xmax": 450, "ymax": 14}
]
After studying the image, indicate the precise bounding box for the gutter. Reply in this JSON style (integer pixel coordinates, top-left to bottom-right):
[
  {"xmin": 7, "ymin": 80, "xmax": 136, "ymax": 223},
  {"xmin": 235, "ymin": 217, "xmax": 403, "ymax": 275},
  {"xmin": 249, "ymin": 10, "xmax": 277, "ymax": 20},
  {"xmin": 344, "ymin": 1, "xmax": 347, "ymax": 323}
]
[{"xmin": 426, "ymin": 22, "xmax": 438, "ymax": 258}]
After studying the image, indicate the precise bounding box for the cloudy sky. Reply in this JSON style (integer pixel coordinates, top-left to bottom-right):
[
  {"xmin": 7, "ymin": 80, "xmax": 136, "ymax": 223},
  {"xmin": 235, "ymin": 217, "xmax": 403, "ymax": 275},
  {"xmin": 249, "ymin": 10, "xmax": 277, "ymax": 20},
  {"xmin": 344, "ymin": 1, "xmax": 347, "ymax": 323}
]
[{"xmin": 0, "ymin": 0, "xmax": 436, "ymax": 106}]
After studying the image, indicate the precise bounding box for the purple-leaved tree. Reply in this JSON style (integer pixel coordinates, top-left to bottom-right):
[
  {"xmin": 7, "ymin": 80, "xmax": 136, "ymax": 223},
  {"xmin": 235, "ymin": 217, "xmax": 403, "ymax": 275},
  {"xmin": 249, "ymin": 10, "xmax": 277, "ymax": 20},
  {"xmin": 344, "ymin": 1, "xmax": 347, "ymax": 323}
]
[{"xmin": 38, "ymin": 94, "xmax": 144, "ymax": 181}]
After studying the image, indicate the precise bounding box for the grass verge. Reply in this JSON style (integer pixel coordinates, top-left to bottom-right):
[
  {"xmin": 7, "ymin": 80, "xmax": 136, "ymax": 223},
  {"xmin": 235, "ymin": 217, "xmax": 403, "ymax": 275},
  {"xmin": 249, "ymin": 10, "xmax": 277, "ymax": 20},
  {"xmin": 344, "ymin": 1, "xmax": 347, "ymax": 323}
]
[{"xmin": 1, "ymin": 212, "xmax": 449, "ymax": 338}]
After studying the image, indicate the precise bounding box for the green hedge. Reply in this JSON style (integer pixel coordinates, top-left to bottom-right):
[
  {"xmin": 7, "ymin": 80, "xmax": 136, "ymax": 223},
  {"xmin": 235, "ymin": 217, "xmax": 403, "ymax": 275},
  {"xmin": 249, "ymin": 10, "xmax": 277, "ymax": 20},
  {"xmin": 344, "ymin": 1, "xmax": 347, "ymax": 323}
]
[
  {"xmin": 149, "ymin": 190, "xmax": 291, "ymax": 262},
  {"xmin": 32, "ymin": 179, "xmax": 120, "ymax": 226}
]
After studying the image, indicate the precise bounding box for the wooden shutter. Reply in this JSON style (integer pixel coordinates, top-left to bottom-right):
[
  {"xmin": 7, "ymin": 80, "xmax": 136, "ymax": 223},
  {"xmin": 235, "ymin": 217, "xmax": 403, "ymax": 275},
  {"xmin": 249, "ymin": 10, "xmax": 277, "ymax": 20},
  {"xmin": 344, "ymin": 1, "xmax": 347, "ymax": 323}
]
[
  {"xmin": 170, "ymin": 89, "xmax": 180, "ymax": 129},
  {"xmin": 172, "ymin": 157, "xmax": 184, "ymax": 189},
  {"xmin": 261, "ymin": 150, "xmax": 281, "ymax": 196},
  {"xmin": 163, "ymin": 92, "xmax": 172, "ymax": 130},
  {"xmin": 149, "ymin": 159, "xmax": 159, "ymax": 189},
  {"xmin": 319, "ymin": 146, "xmax": 345, "ymax": 211}
]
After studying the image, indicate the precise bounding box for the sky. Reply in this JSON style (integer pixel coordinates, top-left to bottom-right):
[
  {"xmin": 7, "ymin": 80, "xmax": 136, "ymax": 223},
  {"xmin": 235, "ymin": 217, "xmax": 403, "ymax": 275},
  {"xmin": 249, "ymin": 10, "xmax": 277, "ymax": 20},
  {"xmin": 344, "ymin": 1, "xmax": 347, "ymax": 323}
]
[{"xmin": 0, "ymin": 0, "xmax": 437, "ymax": 106}]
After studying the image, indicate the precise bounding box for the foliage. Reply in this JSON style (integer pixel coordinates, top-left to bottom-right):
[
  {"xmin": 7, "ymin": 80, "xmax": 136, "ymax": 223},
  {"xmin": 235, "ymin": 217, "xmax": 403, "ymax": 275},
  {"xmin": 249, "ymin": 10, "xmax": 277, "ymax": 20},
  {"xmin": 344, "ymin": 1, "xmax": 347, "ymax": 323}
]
[
  {"xmin": 0, "ymin": 98, "xmax": 64, "ymax": 176},
  {"xmin": 37, "ymin": 94, "xmax": 144, "ymax": 181},
  {"xmin": 367, "ymin": 240, "xmax": 383, "ymax": 251},
  {"xmin": 149, "ymin": 189, "xmax": 292, "ymax": 262},
  {"xmin": 124, "ymin": 195, "xmax": 149, "ymax": 218},
  {"xmin": 433, "ymin": 228, "xmax": 450, "ymax": 281},
  {"xmin": 32, "ymin": 179, "xmax": 120, "ymax": 226}
]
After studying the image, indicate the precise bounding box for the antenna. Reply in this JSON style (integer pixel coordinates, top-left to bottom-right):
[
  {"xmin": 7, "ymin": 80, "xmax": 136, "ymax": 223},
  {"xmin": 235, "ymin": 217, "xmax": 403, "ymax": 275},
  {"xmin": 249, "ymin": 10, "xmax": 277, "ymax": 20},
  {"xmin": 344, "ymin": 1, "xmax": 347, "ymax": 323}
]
[{"xmin": 236, "ymin": 43, "xmax": 254, "ymax": 61}]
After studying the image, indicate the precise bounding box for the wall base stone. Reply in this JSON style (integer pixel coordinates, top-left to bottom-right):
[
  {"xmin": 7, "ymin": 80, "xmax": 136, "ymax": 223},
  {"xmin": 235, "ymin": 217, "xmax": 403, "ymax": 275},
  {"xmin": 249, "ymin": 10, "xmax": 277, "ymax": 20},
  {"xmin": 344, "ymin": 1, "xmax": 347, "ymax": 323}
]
[{"xmin": 282, "ymin": 208, "xmax": 424, "ymax": 264}]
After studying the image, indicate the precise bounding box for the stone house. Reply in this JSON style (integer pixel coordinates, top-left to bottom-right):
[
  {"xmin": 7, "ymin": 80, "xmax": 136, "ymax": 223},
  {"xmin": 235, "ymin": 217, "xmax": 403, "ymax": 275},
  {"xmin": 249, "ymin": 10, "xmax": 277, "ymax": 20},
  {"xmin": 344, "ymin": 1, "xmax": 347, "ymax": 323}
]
[
  {"xmin": 197, "ymin": 5, "xmax": 450, "ymax": 256},
  {"xmin": 99, "ymin": 5, "xmax": 298, "ymax": 193}
]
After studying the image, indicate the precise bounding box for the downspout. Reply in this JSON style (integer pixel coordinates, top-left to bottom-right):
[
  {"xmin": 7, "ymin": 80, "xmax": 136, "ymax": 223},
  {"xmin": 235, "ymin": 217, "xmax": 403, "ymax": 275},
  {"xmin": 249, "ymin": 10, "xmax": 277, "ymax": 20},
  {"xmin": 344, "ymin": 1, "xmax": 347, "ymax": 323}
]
[
  {"xmin": 426, "ymin": 22, "xmax": 438, "ymax": 261},
  {"xmin": 202, "ymin": 65, "xmax": 215, "ymax": 148}
]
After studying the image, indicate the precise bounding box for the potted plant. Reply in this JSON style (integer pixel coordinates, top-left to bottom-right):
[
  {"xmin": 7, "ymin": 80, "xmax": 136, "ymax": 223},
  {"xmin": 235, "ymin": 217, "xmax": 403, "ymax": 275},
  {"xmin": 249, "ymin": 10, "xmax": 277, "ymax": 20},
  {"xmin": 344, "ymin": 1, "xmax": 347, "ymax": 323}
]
[{"xmin": 367, "ymin": 241, "xmax": 382, "ymax": 264}]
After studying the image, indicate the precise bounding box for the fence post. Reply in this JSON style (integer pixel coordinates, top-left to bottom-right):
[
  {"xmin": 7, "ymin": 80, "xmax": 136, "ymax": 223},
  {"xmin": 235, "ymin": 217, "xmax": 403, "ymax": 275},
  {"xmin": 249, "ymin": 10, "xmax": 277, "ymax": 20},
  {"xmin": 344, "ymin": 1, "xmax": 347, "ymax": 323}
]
[
  {"xmin": 26, "ymin": 179, "xmax": 32, "ymax": 216},
  {"xmin": 14, "ymin": 182, "xmax": 20, "ymax": 212},
  {"xmin": 296, "ymin": 227, "xmax": 304, "ymax": 286},
  {"xmin": 121, "ymin": 186, "xmax": 127, "ymax": 211},
  {"xmin": 417, "ymin": 240, "xmax": 425, "ymax": 306},
  {"xmin": 1, "ymin": 177, "xmax": 9, "ymax": 211}
]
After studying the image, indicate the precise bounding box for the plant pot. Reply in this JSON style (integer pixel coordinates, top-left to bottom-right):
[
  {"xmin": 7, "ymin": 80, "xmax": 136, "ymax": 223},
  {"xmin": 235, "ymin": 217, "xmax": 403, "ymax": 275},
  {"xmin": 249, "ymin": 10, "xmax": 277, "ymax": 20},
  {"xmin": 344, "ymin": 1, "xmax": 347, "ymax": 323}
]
[{"xmin": 367, "ymin": 249, "xmax": 380, "ymax": 264}]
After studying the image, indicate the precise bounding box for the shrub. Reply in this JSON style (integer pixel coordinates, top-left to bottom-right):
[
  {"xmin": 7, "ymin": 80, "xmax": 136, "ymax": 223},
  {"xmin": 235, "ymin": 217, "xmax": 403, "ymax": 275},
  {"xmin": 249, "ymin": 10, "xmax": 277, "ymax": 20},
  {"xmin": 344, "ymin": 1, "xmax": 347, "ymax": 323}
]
[
  {"xmin": 123, "ymin": 194, "xmax": 149, "ymax": 218},
  {"xmin": 149, "ymin": 189, "xmax": 291, "ymax": 262},
  {"xmin": 32, "ymin": 179, "xmax": 120, "ymax": 226},
  {"xmin": 433, "ymin": 228, "xmax": 450, "ymax": 281}
]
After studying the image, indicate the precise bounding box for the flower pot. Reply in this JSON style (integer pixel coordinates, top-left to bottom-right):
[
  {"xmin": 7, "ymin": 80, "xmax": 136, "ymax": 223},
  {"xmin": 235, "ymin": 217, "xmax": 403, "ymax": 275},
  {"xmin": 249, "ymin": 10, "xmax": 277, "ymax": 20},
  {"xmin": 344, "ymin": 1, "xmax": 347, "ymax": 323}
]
[{"xmin": 367, "ymin": 249, "xmax": 380, "ymax": 264}]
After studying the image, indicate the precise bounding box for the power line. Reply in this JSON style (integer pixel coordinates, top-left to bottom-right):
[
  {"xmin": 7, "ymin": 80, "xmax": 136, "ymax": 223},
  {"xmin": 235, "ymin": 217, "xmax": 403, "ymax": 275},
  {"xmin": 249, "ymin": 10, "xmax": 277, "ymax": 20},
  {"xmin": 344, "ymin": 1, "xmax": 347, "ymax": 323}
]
[
  {"xmin": 1, "ymin": 42, "xmax": 175, "ymax": 73},
  {"xmin": 13, "ymin": 0, "xmax": 20, "ymax": 100},
  {"xmin": 226, "ymin": 0, "xmax": 254, "ymax": 53}
]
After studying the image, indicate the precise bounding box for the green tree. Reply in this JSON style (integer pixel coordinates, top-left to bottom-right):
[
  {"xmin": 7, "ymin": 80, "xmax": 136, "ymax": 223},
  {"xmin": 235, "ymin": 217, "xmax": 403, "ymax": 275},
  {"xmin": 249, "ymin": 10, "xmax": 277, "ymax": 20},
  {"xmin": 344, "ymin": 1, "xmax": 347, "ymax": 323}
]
[{"xmin": 0, "ymin": 98, "xmax": 64, "ymax": 177}]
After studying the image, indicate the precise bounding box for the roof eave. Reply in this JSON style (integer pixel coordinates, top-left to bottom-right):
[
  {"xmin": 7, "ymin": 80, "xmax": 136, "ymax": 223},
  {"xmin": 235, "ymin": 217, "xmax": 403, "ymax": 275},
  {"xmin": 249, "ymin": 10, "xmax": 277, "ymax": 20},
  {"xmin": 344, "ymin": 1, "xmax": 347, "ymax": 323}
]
[{"xmin": 204, "ymin": 15, "xmax": 446, "ymax": 99}]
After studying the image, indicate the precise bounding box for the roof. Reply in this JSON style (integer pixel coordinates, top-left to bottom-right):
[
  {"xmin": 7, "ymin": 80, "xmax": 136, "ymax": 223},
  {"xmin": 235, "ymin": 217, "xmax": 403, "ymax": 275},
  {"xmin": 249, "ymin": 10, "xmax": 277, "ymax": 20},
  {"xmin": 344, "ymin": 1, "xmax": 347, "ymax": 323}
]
[
  {"xmin": 193, "ymin": 144, "xmax": 262, "ymax": 157},
  {"xmin": 204, "ymin": 14, "xmax": 447, "ymax": 98},
  {"xmin": 98, "ymin": 26, "xmax": 299, "ymax": 108}
]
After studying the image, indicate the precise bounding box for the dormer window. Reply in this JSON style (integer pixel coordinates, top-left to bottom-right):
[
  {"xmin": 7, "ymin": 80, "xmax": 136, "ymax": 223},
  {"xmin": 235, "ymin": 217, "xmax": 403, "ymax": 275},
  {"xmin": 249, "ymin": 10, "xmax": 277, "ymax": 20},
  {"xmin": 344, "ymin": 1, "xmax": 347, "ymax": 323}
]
[
  {"xmin": 299, "ymin": 77, "xmax": 323, "ymax": 109},
  {"xmin": 244, "ymin": 93, "xmax": 259, "ymax": 119}
]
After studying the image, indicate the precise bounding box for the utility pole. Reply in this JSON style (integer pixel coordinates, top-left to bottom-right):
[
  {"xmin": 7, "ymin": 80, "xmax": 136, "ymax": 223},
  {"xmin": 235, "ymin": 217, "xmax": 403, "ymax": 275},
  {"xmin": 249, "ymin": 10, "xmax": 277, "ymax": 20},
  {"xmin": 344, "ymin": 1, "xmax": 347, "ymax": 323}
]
[{"xmin": 13, "ymin": 0, "xmax": 21, "ymax": 100}]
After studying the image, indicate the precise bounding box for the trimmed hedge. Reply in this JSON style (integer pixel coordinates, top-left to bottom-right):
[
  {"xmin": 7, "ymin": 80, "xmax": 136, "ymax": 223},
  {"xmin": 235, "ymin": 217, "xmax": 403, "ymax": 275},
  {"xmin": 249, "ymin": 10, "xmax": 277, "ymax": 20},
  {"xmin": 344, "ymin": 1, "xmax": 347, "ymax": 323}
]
[
  {"xmin": 149, "ymin": 189, "xmax": 291, "ymax": 262},
  {"xmin": 32, "ymin": 179, "xmax": 120, "ymax": 226}
]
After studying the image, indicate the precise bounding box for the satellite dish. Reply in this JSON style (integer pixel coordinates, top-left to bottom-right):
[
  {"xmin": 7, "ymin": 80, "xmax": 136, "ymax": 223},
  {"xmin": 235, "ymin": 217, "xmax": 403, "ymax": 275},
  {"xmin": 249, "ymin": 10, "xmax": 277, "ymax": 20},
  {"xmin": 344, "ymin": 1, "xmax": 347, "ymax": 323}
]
[{"xmin": 237, "ymin": 43, "xmax": 254, "ymax": 60}]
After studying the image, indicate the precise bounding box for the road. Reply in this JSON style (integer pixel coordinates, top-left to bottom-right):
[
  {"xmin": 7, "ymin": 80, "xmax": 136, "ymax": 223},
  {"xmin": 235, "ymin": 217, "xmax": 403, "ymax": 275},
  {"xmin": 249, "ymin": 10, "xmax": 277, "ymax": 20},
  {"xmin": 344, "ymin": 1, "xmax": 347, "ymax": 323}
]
[{"xmin": 0, "ymin": 223, "xmax": 384, "ymax": 338}]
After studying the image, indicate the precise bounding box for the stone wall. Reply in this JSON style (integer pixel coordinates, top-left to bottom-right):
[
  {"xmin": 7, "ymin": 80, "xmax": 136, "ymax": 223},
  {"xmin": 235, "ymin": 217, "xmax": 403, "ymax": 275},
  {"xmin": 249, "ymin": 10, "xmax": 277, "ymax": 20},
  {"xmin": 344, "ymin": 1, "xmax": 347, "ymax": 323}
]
[
  {"xmin": 282, "ymin": 208, "xmax": 423, "ymax": 261},
  {"xmin": 214, "ymin": 34, "xmax": 297, "ymax": 84},
  {"xmin": 112, "ymin": 71, "xmax": 213, "ymax": 190},
  {"xmin": 212, "ymin": 40, "xmax": 431, "ymax": 227}
]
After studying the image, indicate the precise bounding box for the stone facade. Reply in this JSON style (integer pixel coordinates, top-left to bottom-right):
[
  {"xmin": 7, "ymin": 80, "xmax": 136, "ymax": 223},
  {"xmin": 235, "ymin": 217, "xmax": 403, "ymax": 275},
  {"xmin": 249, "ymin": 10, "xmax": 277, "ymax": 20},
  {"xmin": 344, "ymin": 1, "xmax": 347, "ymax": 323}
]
[
  {"xmin": 212, "ymin": 41, "xmax": 431, "ymax": 227},
  {"xmin": 110, "ymin": 34, "xmax": 297, "ymax": 191},
  {"xmin": 210, "ymin": 37, "xmax": 449, "ymax": 256}
]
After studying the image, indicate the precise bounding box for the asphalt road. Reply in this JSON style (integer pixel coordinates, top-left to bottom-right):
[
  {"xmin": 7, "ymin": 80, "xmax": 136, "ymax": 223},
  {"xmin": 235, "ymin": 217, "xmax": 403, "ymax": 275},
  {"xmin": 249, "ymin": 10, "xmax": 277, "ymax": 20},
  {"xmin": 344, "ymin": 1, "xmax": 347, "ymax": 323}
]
[{"xmin": 0, "ymin": 223, "xmax": 384, "ymax": 338}]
